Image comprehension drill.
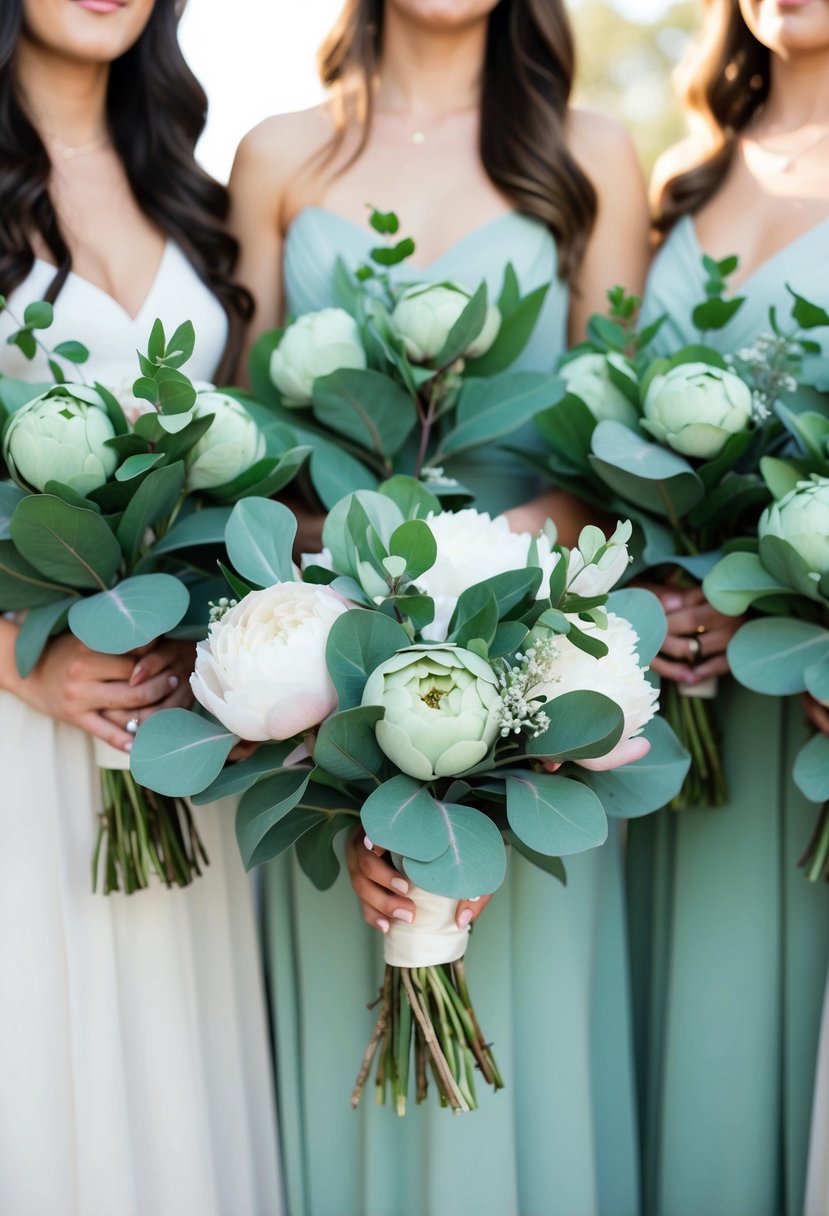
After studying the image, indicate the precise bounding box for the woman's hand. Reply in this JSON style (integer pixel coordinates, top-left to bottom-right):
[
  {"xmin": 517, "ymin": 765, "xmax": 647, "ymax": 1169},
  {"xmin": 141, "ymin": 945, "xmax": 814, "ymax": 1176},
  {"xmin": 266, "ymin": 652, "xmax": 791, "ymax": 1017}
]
[
  {"xmin": 803, "ymin": 693, "xmax": 829, "ymax": 736},
  {"xmin": 345, "ymin": 830, "xmax": 491, "ymax": 934},
  {"xmin": 646, "ymin": 584, "xmax": 743, "ymax": 685},
  {"xmin": 101, "ymin": 639, "xmax": 196, "ymax": 734},
  {"xmin": 9, "ymin": 634, "xmax": 189, "ymax": 751}
]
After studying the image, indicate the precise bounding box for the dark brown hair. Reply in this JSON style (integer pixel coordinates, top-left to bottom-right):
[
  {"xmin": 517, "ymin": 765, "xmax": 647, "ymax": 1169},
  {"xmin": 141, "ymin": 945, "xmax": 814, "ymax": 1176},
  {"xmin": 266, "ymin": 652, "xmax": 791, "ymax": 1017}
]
[
  {"xmin": 654, "ymin": 0, "xmax": 769, "ymax": 233},
  {"xmin": 0, "ymin": 0, "xmax": 252, "ymax": 379},
  {"xmin": 319, "ymin": 0, "xmax": 597, "ymax": 282}
]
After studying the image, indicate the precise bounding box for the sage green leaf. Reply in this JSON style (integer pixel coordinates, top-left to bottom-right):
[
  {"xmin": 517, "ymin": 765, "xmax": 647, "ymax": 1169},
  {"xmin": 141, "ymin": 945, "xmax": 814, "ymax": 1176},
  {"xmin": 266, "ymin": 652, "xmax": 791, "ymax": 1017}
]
[
  {"xmin": 794, "ymin": 733, "xmax": 829, "ymax": 803},
  {"xmin": 728, "ymin": 617, "xmax": 829, "ymax": 694},
  {"xmin": 703, "ymin": 551, "xmax": 792, "ymax": 616},
  {"xmin": 805, "ymin": 652, "xmax": 829, "ymax": 704},
  {"xmin": 130, "ymin": 709, "xmax": 238, "ymax": 796},
  {"xmin": 295, "ymin": 812, "xmax": 355, "ymax": 890},
  {"xmin": 506, "ymin": 772, "xmax": 607, "ymax": 856},
  {"xmin": 10, "ymin": 495, "xmax": 121, "ymax": 589},
  {"xmin": 606, "ymin": 588, "xmax": 667, "ymax": 666},
  {"xmin": 141, "ymin": 505, "xmax": 232, "ymax": 562},
  {"xmin": 758, "ymin": 535, "xmax": 824, "ymax": 601},
  {"xmin": 503, "ymin": 830, "xmax": 567, "ymax": 884},
  {"xmin": 377, "ymin": 475, "xmax": 441, "ymax": 521},
  {"xmin": 190, "ymin": 742, "xmax": 299, "ymax": 805},
  {"xmin": 590, "ymin": 421, "xmax": 704, "ymax": 519},
  {"xmin": 326, "ymin": 610, "xmax": 410, "ymax": 710},
  {"xmin": 68, "ymin": 573, "xmax": 189, "ymax": 654},
  {"xmin": 527, "ymin": 690, "xmax": 624, "ymax": 761},
  {"xmin": 0, "ymin": 540, "xmax": 73, "ymax": 609},
  {"xmin": 236, "ymin": 767, "xmax": 314, "ymax": 869},
  {"xmin": 116, "ymin": 462, "xmax": 185, "ymax": 556},
  {"xmin": 309, "ymin": 435, "xmax": 379, "ymax": 509},
  {"xmin": 312, "ymin": 368, "xmax": 416, "ymax": 456},
  {"xmin": 14, "ymin": 595, "xmax": 75, "ymax": 677},
  {"xmin": 313, "ymin": 705, "xmax": 385, "ymax": 784},
  {"xmin": 403, "ymin": 802, "xmax": 507, "ymax": 898},
  {"xmin": 115, "ymin": 453, "xmax": 166, "ymax": 482},
  {"xmin": 0, "ymin": 483, "xmax": 25, "ymax": 539},
  {"xmin": 225, "ymin": 497, "xmax": 297, "ymax": 587},
  {"xmin": 434, "ymin": 282, "xmax": 488, "ymax": 367},
  {"xmin": 361, "ymin": 775, "xmax": 450, "ymax": 861},
  {"xmin": 437, "ymin": 372, "xmax": 564, "ymax": 458},
  {"xmin": 466, "ymin": 282, "xmax": 548, "ymax": 376},
  {"xmin": 389, "ymin": 519, "xmax": 437, "ymax": 580},
  {"xmin": 581, "ymin": 716, "xmax": 690, "ymax": 818}
]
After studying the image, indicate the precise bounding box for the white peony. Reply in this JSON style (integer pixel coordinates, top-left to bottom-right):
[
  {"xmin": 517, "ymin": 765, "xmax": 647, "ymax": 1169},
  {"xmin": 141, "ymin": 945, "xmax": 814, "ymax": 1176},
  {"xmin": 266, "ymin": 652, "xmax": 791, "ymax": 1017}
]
[
  {"xmin": 269, "ymin": 308, "xmax": 367, "ymax": 406},
  {"xmin": 414, "ymin": 509, "xmax": 561, "ymax": 641},
  {"xmin": 3, "ymin": 385, "xmax": 117, "ymax": 495},
  {"xmin": 391, "ymin": 282, "xmax": 500, "ymax": 364},
  {"xmin": 759, "ymin": 475, "xmax": 829, "ymax": 577},
  {"xmin": 185, "ymin": 390, "xmax": 266, "ymax": 490},
  {"xmin": 560, "ymin": 352, "xmax": 639, "ymax": 426},
  {"xmin": 533, "ymin": 613, "xmax": 658, "ymax": 769},
  {"xmin": 642, "ymin": 361, "xmax": 753, "ymax": 460},
  {"xmin": 190, "ymin": 583, "xmax": 348, "ymax": 741},
  {"xmin": 566, "ymin": 521, "xmax": 632, "ymax": 597}
]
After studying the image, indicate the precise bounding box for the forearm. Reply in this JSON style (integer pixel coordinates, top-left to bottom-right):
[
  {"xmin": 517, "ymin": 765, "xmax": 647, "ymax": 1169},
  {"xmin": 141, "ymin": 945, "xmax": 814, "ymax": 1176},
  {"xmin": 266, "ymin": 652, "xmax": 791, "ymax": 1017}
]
[
  {"xmin": 0, "ymin": 617, "xmax": 22, "ymax": 698},
  {"xmin": 505, "ymin": 489, "xmax": 613, "ymax": 547}
]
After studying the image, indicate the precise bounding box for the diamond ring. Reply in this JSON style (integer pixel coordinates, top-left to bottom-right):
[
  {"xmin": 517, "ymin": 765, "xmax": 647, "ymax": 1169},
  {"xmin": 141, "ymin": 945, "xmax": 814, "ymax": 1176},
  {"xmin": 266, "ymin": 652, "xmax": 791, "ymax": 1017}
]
[
  {"xmin": 688, "ymin": 637, "xmax": 702, "ymax": 661},
  {"xmin": 125, "ymin": 717, "xmax": 140, "ymax": 736}
]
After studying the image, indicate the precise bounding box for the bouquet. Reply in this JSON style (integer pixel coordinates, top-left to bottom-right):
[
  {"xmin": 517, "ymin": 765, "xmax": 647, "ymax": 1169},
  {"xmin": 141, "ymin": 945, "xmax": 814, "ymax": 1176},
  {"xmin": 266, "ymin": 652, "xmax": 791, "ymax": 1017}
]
[
  {"xmin": 131, "ymin": 476, "xmax": 689, "ymax": 1112},
  {"xmin": 705, "ymin": 329, "xmax": 829, "ymax": 878},
  {"xmin": 0, "ymin": 299, "xmax": 309, "ymax": 892},
  {"xmin": 242, "ymin": 208, "xmax": 562, "ymax": 508},
  {"xmin": 530, "ymin": 266, "xmax": 827, "ymax": 808}
]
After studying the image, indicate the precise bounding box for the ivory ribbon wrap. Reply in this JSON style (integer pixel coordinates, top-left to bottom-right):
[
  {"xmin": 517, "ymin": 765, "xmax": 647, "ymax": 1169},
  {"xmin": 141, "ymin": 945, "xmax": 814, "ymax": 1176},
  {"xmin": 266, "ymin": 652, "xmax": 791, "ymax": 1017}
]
[
  {"xmin": 383, "ymin": 884, "xmax": 470, "ymax": 968},
  {"xmin": 679, "ymin": 676, "xmax": 719, "ymax": 700},
  {"xmin": 93, "ymin": 738, "xmax": 133, "ymax": 771}
]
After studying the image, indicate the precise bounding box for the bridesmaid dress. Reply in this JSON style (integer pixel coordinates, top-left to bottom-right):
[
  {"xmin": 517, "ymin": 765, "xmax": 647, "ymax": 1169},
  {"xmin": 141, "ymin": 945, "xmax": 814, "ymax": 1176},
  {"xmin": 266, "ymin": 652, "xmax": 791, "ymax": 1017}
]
[
  {"xmin": 265, "ymin": 207, "xmax": 641, "ymax": 1216},
  {"xmin": 0, "ymin": 246, "xmax": 283, "ymax": 1216},
  {"xmin": 629, "ymin": 214, "xmax": 829, "ymax": 1216}
]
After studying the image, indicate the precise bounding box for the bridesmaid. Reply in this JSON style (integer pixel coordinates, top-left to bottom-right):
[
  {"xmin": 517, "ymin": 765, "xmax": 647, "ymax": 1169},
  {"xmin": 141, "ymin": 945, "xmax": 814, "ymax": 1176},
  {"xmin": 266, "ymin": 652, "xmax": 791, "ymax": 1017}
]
[
  {"xmin": 231, "ymin": 1, "xmax": 649, "ymax": 1213},
  {"xmin": 629, "ymin": 0, "xmax": 829, "ymax": 1212},
  {"xmin": 0, "ymin": 2, "xmax": 281, "ymax": 1213}
]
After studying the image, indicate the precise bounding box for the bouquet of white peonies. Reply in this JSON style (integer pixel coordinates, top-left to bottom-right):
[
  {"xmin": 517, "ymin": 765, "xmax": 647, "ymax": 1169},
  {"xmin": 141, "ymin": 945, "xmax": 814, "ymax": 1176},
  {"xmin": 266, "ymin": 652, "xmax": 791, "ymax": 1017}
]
[
  {"xmin": 529, "ymin": 270, "xmax": 829, "ymax": 808},
  {"xmin": 132, "ymin": 476, "xmax": 688, "ymax": 1113},
  {"xmin": 0, "ymin": 301, "xmax": 309, "ymax": 893},
  {"xmin": 243, "ymin": 207, "xmax": 563, "ymax": 510}
]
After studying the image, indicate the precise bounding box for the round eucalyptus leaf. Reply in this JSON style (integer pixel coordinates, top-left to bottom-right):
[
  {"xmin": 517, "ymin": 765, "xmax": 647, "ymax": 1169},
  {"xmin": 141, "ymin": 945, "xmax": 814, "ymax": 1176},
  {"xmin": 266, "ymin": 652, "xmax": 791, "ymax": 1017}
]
[
  {"xmin": 11, "ymin": 494, "xmax": 121, "ymax": 589},
  {"xmin": 403, "ymin": 802, "xmax": 506, "ymax": 898},
  {"xmin": 506, "ymin": 773, "xmax": 607, "ymax": 856},
  {"xmin": 68, "ymin": 573, "xmax": 189, "ymax": 653},
  {"xmin": 728, "ymin": 617, "xmax": 829, "ymax": 694},
  {"xmin": 793, "ymin": 733, "xmax": 829, "ymax": 804},
  {"xmin": 225, "ymin": 497, "xmax": 297, "ymax": 588},
  {"xmin": 606, "ymin": 587, "xmax": 667, "ymax": 667},
  {"xmin": 130, "ymin": 708, "xmax": 238, "ymax": 796},
  {"xmin": 361, "ymin": 775, "xmax": 450, "ymax": 861}
]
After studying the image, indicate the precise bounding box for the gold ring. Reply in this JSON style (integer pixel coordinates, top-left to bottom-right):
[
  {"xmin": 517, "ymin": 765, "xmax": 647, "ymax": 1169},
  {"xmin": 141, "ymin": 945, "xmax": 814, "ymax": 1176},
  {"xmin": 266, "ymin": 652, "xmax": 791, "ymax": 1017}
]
[
  {"xmin": 696, "ymin": 624, "xmax": 707, "ymax": 635},
  {"xmin": 688, "ymin": 637, "xmax": 702, "ymax": 661}
]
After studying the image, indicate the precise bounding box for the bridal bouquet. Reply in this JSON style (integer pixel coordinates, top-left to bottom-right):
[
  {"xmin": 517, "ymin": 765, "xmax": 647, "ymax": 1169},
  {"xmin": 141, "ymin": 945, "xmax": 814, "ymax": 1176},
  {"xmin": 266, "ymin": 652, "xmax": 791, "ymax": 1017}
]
[
  {"xmin": 0, "ymin": 301, "xmax": 308, "ymax": 892},
  {"xmin": 243, "ymin": 207, "xmax": 562, "ymax": 507},
  {"xmin": 705, "ymin": 359, "xmax": 829, "ymax": 878},
  {"xmin": 531, "ymin": 268, "xmax": 826, "ymax": 808},
  {"xmin": 132, "ymin": 476, "xmax": 688, "ymax": 1112}
]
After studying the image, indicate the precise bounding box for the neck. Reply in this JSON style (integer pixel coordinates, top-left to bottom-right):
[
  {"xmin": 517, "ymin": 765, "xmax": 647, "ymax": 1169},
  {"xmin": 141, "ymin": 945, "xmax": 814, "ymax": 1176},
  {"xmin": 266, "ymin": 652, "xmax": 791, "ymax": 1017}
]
[
  {"xmin": 374, "ymin": 6, "xmax": 487, "ymax": 119},
  {"xmin": 17, "ymin": 37, "xmax": 110, "ymax": 144},
  {"xmin": 758, "ymin": 49, "xmax": 829, "ymax": 130}
]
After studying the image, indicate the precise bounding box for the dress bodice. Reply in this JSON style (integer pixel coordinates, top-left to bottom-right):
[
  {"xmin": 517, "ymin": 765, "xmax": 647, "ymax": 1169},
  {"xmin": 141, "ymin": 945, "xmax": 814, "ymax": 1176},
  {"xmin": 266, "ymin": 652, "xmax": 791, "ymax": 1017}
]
[
  {"xmin": 643, "ymin": 214, "xmax": 829, "ymax": 358},
  {"xmin": 283, "ymin": 207, "xmax": 569, "ymax": 513},
  {"xmin": 0, "ymin": 242, "xmax": 229, "ymax": 394}
]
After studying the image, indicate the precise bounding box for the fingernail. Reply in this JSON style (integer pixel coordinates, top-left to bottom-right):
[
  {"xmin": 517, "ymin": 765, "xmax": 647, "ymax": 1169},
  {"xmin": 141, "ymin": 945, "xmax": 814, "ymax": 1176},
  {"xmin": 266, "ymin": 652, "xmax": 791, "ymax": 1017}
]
[
  {"xmin": 468, "ymin": 895, "xmax": 481, "ymax": 903},
  {"xmin": 130, "ymin": 665, "xmax": 144, "ymax": 687},
  {"xmin": 392, "ymin": 908, "xmax": 414, "ymax": 924},
  {"xmin": 390, "ymin": 876, "xmax": 409, "ymax": 895},
  {"xmin": 123, "ymin": 741, "xmax": 133, "ymax": 753},
  {"xmin": 363, "ymin": 836, "xmax": 374, "ymax": 851},
  {"xmin": 662, "ymin": 593, "xmax": 682, "ymax": 612},
  {"xmin": 168, "ymin": 675, "xmax": 179, "ymax": 690},
  {"xmin": 376, "ymin": 917, "xmax": 390, "ymax": 934},
  {"xmin": 458, "ymin": 909, "xmax": 473, "ymax": 929}
]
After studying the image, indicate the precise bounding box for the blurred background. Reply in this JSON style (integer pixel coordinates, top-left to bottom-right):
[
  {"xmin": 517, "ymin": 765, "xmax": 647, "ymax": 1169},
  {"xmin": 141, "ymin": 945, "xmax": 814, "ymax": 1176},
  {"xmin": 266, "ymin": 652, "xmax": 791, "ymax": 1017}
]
[{"xmin": 179, "ymin": 0, "xmax": 697, "ymax": 185}]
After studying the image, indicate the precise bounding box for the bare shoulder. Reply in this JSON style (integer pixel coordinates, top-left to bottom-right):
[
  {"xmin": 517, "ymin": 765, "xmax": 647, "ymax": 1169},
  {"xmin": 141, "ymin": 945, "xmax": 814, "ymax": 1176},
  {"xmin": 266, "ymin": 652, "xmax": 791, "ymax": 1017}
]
[
  {"xmin": 233, "ymin": 103, "xmax": 334, "ymax": 185},
  {"xmin": 567, "ymin": 108, "xmax": 643, "ymax": 187}
]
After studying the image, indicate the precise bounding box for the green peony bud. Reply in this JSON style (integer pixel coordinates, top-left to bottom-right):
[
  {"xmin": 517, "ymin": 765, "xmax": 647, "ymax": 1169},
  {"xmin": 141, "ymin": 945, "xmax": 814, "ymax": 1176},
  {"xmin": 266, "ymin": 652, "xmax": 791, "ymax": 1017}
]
[
  {"xmin": 759, "ymin": 475, "xmax": 829, "ymax": 577},
  {"xmin": 3, "ymin": 385, "xmax": 117, "ymax": 495},
  {"xmin": 269, "ymin": 308, "xmax": 367, "ymax": 406},
  {"xmin": 642, "ymin": 361, "xmax": 753, "ymax": 460},
  {"xmin": 185, "ymin": 391, "xmax": 266, "ymax": 490},
  {"xmin": 391, "ymin": 282, "xmax": 500, "ymax": 364}
]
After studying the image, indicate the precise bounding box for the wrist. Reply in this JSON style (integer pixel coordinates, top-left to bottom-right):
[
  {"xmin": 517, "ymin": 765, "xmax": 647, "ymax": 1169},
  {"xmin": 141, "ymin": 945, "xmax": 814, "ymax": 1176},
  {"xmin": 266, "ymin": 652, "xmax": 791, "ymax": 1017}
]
[{"xmin": 0, "ymin": 618, "xmax": 23, "ymax": 697}]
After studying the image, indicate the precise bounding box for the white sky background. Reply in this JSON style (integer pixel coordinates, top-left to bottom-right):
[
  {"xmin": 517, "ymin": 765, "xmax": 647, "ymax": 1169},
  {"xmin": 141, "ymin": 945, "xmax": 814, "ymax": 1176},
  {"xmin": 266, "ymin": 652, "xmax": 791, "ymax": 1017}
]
[{"xmin": 179, "ymin": 0, "xmax": 674, "ymax": 184}]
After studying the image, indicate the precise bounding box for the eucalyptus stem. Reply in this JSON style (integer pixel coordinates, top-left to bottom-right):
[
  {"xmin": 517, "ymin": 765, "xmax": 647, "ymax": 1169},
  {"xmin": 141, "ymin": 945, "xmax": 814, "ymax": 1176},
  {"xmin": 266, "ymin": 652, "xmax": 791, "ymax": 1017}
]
[{"xmin": 800, "ymin": 804, "xmax": 829, "ymax": 884}]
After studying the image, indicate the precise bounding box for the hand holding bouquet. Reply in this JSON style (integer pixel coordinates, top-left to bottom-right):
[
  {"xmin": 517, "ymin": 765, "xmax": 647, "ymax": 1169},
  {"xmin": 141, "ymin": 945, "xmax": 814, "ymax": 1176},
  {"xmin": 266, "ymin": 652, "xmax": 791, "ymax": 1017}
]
[{"xmin": 132, "ymin": 477, "xmax": 688, "ymax": 1111}]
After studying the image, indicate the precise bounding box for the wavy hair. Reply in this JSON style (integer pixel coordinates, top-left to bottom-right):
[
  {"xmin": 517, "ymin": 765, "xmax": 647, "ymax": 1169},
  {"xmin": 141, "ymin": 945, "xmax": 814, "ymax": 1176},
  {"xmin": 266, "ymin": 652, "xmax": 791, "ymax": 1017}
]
[
  {"xmin": 0, "ymin": 0, "xmax": 252, "ymax": 379},
  {"xmin": 654, "ymin": 0, "xmax": 769, "ymax": 233},
  {"xmin": 319, "ymin": 0, "xmax": 597, "ymax": 283}
]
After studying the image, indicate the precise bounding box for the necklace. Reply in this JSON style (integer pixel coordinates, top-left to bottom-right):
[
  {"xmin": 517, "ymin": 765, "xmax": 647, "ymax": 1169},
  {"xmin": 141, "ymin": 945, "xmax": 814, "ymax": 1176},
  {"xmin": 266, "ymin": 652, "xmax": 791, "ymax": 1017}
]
[
  {"xmin": 44, "ymin": 130, "xmax": 110, "ymax": 160},
  {"xmin": 745, "ymin": 125, "xmax": 829, "ymax": 173}
]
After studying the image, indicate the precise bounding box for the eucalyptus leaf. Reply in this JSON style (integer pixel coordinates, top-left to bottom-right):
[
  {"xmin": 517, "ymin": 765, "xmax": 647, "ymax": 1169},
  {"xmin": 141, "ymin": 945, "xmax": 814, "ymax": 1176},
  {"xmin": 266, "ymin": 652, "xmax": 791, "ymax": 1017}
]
[
  {"xmin": 437, "ymin": 372, "xmax": 565, "ymax": 458},
  {"xmin": 116, "ymin": 462, "xmax": 185, "ymax": 556},
  {"xmin": 68, "ymin": 573, "xmax": 189, "ymax": 653},
  {"xmin": 590, "ymin": 421, "xmax": 704, "ymax": 519},
  {"xmin": 402, "ymin": 802, "xmax": 507, "ymax": 898},
  {"xmin": 527, "ymin": 690, "xmax": 624, "ymax": 761},
  {"xmin": 130, "ymin": 708, "xmax": 238, "ymax": 796},
  {"xmin": 236, "ymin": 767, "xmax": 314, "ymax": 869},
  {"xmin": 703, "ymin": 551, "xmax": 792, "ymax": 616},
  {"xmin": 605, "ymin": 587, "xmax": 667, "ymax": 666},
  {"xmin": 326, "ymin": 610, "xmax": 410, "ymax": 710},
  {"xmin": 14, "ymin": 595, "xmax": 75, "ymax": 677},
  {"xmin": 312, "ymin": 368, "xmax": 416, "ymax": 457},
  {"xmin": 505, "ymin": 772, "xmax": 608, "ymax": 856},
  {"xmin": 727, "ymin": 617, "xmax": 829, "ymax": 694},
  {"xmin": 313, "ymin": 705, "xmax": 386, "ymax": 784},
  {"xmin": 295, "ymin": 813, "xmax": 355, "ymax": 890},
  {"xmin": 581, "ymin": 717, "xmax": 690, "ymax": 818},
  {"xmin": 225, "ymin": 497, "xmax": 297, "ymax": 587},
  {"xmin": 361, "ymin": 775, "xmax": 450, "ymax": 861},
  {"xmin": 0, "ymin": 540, "xmax": 73, "ymax": 609},
  {"xmin": 10, "ymin": 495, "xmax": 121, "ymax": 590},
  {"xmin": 793, "ymin": 733, "xmax": 829, "ymax": 804}
]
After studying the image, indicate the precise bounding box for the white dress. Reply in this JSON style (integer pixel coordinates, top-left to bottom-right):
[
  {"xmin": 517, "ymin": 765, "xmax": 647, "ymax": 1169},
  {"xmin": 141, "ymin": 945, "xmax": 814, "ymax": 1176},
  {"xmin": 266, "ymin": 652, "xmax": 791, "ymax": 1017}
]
[
  {"xmin": 0, "ymin": 247, "xmax": 283, "ymax": 1216},
  {"xmin": 806, "ymin": 980, "xmax": 829, "ymax": 1215}
]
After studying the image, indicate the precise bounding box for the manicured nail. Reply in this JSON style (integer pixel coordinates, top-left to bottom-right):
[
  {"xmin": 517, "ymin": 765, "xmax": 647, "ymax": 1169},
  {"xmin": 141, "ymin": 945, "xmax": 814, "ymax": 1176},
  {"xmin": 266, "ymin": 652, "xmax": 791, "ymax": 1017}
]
[
  {"xmin": 390, "ymin": 876, "xmax": 409, "ymax": 895},
  {"xmin": 168, "ymin": 675, "xmax": 179, "ymax": 690},
  {"xmin": 123, "ymin": 741, "xmax": 133, "ymax": 753},
  {"xmin": 392, "ymin": 908, "xmax": 414, "ymax": 924},
  {"xmin": 662, "ymin": 593, "xmax": 683, "ymax": 613},
  {"xmin": 376, "ymin": 917, "xmax": 390, "ymax": 934},
  {"xmin": 458, "ymin": 909, "xmax": 473, "ymax": 929},
  {"xmin": 364, "ymin": 836, "xmax": 374, "ymax": 851},
  {"xmin": 130, "ymin": 664, "xmax": 144, "ymax": 687}
]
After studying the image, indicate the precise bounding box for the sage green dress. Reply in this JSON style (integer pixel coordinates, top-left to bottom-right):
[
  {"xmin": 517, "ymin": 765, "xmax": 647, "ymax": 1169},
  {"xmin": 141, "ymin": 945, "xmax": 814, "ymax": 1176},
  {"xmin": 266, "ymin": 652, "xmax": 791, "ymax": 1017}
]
[
  {"xmin": 265, "ymin": 208, "xmax": 641, "ymax": 1216},
  {"xmin": 629, "ymin": 214, "xmax": 829, "ymax": 1216}
]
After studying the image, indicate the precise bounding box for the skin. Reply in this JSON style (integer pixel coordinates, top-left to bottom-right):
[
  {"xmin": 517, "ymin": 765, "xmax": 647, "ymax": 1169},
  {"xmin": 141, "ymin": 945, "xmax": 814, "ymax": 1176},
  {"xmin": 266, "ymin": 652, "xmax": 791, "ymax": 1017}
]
[
  {"xmin": 0, "ymin": 0, "xmax": 195, "ymax": 750},
  {"xmin": 649, "ymin": 0, "xmax": 829, "ymax": 687},
  {"xmin": 230, "ymin": 0, "xmax": 650, "ymax": 931}
]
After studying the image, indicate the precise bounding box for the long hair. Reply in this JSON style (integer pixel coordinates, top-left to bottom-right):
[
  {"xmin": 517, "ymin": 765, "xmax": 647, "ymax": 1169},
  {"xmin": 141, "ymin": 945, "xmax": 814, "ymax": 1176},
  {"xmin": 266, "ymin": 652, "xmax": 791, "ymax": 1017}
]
[
  {"xmin": 319, "ymin": 0, "xmax": 597, "ymax": 283},
  {"xmin": 0, "ymin": 0, "xmax": 252, "ymax": 379},
  {"xmin": 655, "ymin": 0, "xmax": 769, "ymax": 233}
]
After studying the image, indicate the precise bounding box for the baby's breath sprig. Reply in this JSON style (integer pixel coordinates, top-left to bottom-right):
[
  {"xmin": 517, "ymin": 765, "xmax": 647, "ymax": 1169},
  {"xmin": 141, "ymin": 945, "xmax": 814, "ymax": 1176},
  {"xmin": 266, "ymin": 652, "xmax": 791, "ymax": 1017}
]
[
  {"xmin": 730, "ymin": 331, "xmax": 800, "ymax": 420},
  {"xmin": 208, "ymin": 597, "xmax": 238, "ymax": 624},
  {"xmin": 497, "ymin": 634, "xmax": 559, "ymax": 738}
]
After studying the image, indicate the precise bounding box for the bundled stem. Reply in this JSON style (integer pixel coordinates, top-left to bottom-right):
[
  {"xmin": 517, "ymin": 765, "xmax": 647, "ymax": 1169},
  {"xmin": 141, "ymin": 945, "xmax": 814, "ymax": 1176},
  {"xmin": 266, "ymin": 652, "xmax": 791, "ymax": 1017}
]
[
  {"xmin": 799, "ymin": 803, "xmax": 829, "ymax": 884},
  {"xmin": 663, "ymin": 681, "xmax": 728, "ymax": 810},
  {"xmin": 93, "ymin": 770, "xmax": 209, "ymax": 894},
  {"xmin": 352, "ymin": 961, "xmax": 503, "ymax": 1115}
]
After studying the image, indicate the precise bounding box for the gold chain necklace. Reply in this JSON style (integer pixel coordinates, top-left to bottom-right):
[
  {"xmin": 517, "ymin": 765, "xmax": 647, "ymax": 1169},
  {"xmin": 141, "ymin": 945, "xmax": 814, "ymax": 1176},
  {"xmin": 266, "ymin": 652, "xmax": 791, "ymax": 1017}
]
[
  {"xmin": 745, "ymin": 125, "xmax": 829, "ymax": 173},
  {"xmin": 43, "ymin": 130, "xmax": 111, "ymax": 160}
]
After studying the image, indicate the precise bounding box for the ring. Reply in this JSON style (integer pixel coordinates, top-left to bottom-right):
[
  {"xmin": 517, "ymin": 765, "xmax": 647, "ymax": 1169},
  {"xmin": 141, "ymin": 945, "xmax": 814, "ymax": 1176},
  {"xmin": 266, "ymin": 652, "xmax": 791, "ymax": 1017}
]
[
  {"xmin": 696, "ymin": 624, "xmax": 707, "ymax": 635},
  {"xmin": 688, "ymin": 637, "xmax": 702, "ymax": 661},
  {"xmin": 125, "ymin": 717, "xmax": 140, "ymax": 736}
]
